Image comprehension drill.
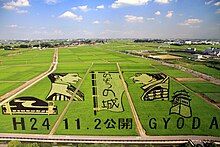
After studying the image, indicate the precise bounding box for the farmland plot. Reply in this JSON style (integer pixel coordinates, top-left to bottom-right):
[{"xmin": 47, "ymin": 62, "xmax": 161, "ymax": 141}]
[
  {"xmin": 0, "ymin": 49, "xmax": 54, "ymax": 97},
  {"xmin": 55, "ymin": 63, "xmax": 137, "ymax": 135},
  {"xmin": 124, "ymin": 70, "xmax": 220, "ymax": 136},
  {"xmin": 0, "ymin": 45, "xmax": 219, "ymax": 136}
]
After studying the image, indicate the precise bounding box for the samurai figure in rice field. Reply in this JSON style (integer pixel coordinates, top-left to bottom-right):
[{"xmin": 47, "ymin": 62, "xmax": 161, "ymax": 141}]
[
  {"xmin": 130, "ymin": 73, "xmax": 169, "ymax": 101},
  {"xmin": 46, "ymin": 73, "xmax": 84, "ymax": 101}
]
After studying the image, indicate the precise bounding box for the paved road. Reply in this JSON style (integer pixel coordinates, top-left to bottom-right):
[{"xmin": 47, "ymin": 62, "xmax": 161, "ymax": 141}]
[
  {"xmin": 49, "ymin": 63, "xmax": 94, "ymax": 135},
  {"xmin": 0, "ymin": 48, "xmax": 59, "ymax": 106}
]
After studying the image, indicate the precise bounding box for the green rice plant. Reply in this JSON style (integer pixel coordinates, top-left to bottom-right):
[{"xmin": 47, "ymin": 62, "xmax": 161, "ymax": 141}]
[
  {"xmin": 181, "ymin": 81, "xmax": 220, "ymax": 93},
  {"xmin": 124, "ymin": 72, "xmax": 220, "ymax": 136}
]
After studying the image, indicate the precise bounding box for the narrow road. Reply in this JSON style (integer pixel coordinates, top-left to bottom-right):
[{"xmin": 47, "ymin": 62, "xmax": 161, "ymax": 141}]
[
  {"xmin": 0, "ymin": 48, "xmax": 59, "ymax": 106},
  {"xmin": 117, "ymin": 63, "xmax": 146, "ymax": 137},
  {"xmin": 49, "ymin": 63, "xmax": 94, "ymax": 135}
]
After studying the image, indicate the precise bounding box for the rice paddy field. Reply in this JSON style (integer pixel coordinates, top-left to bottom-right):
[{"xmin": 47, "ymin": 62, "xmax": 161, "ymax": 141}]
[
  {"xmin": 0, "ymin": 49, "xmax": 53, "ymax": 97},
  {"xmin": 0, "ymin": 41, "xmax": 219, "ymax": 136}
]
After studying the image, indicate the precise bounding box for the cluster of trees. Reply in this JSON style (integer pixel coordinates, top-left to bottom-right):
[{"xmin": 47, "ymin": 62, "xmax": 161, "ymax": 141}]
[
  {"xmin": 134, "ymin": 39, "xmax": 165, "ymax": 43},
  {"xmin": 7, "ymin": 140, "xmax": 52, "ymax": 147},
  {"xmin": 0, "ymin": 43, "xmax": 57, "ymax": 50},
  {"xmin": 0, "ymin": 39, "xmax": 107, "ymax": 50}
]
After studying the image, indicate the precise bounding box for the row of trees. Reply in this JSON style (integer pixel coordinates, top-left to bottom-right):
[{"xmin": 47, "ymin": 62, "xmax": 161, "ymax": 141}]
[
  {"xmin": 0, "ymin": 43, "xmax": 59, "ymax": 49},
  {"xmin": 1, "ymin": 39, "xmax": 107, "ymax": 50},
  {"xmin": 6, "ymin": 140, "xmax": 218, "ymax": 147}
]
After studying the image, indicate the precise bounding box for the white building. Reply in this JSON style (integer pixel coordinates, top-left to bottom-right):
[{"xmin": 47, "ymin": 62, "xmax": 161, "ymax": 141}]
[
  {"xmin": 185, "ymin": 48, "xmax": 196, "ymax": 52},
  {"xmin": 185, "ymin": 41, "xmax": 192, "ymax": 45},
  {"xmin": 203, "ymin": 47, "xmax": 220, "ymax": 57},
  {"xmin": 193, "ymin": 54, "xmax": 203, "ymax": 59}
]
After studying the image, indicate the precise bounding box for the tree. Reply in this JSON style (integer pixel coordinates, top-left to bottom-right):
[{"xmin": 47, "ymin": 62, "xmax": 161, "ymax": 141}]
[
  {"xmin": 19, "ymin": 44, "xmax": 29, "ymax": 48},
  {"xmin": 24, "ymin": 143, "xmax": 39, "ymax": 147},
  {"xmin": 7, "ymin": 140, "xmax": 22, "ymax": 147},
  {"xmin": 38, "ymin": 143, "xmax": 52, "ymax": 147}
]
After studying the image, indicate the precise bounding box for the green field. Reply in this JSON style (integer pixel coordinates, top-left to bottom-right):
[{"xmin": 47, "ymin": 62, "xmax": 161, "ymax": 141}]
[
  {"xmin": 0, "ymin": 77, "xmax": 67, "ymax": 134},
  {"xmin": 203, "ymin": 93, "xmax": 220, "ymax": 103},
  {"xmin": 125, "ymin": 73, "xmax": 220, "ymax": 136},
  {"xmin": 0, "ymin": 49, "xmax": 53, "ymax": 96},
  {"xmin": 0, "ymin": 82, "xmax": 25, "ymax": 96},
  {"xmin": 98, "ymin": 41, "xmax": 220, "ymax": 80},
  {"xmin": 181, "ymin": 81, "xmax": 220, "ymax": 93},
  {"xmin": 0, "ymin": 48, "xmax": 30, "ymax": 56},
  {"xmin": 55, "ymin": 63, "xmax": 137, "ymax": 136},
  {"xmin": 0, "ymin": 42, "xmax": 219, "ymax": 136},
  {"xmin": 182, "ymin": 65, "xmax": 220, "ymax": 80}
]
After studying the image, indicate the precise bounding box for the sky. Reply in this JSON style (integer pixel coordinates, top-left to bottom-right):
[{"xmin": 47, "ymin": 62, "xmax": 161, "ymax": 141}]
[{"xmin": 0, "ymin": 0, "xmax": 220, "ymax": 40}]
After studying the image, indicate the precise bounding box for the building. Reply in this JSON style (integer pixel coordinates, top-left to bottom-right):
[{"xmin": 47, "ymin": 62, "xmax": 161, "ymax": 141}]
[
  {"xmin": 203, "ymin": 47, "xmax": 220, "ymax": 57},
  {"xmin": 4, "ymin": 46, "xmax": 13, "ymax": 50},
  {"xmin": 193, "ymin": 54, "xmax": 203, "ymax": 59},
  {"xmin": 185, "ymin": 41, "xmax": 192, "ymax": 45},
  {"xmin": 185, "ymin": 48, "xmax": 196, "ymax": 53}
]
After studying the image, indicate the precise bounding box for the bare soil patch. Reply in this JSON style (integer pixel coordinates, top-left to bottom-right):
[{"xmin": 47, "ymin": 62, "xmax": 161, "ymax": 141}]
[
  {"xmin": 7, "ymin": 52, "xmax": 22, "ymax": 56},
  {"xmin": 150, "ymin": 54, "xmax": 182, "ymax": 59},
  {"xmin": 176, "ymin": 78, "xmax": 206, "ymax": 82}
]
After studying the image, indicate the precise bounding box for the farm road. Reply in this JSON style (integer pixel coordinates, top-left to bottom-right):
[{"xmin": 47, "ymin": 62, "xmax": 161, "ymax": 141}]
[
  {"xmin": 117, "ymin": 63, "xmax": 146, "ymax": 137},
  {"xmin": 93, "ymin": 45, "xmax": 220, "ymax": 85},
  {"xmin": 0, "ymin": 48, "xmax": 59, "ymax": 106},
  {"xmin": 172, "ymin": 76, "xmax": 220, "ymax": 110},
  {"xmin": 131, "ymin": 52, "xmax": 220, "ymax": 85},
  {"xmin": 49, "ymin": 63, "xmax": 94, "ymax": 135}
]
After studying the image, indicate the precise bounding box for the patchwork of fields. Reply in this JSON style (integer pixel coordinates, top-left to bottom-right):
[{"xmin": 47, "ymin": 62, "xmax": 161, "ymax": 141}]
[
  {"xmin": 0, "ymin": 44, "xmax": 219, "ymax": 136},
  {"xmin": 0, "ymin": 49, "xmax": 53, "ymax": 97}
]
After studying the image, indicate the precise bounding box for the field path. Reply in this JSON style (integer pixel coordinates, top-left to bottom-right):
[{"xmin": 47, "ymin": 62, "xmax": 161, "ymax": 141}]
[
  {"xmin": 0, "ymin": 80, "xmax": 28, "ymax": 82},
  {"xmin": 49, "ymin": 63, "xmax": 94, "ymax": 135},
  {"xmin": 152, "ymin": 57, "xmax": 220, "ymax": 85},
  {"xmin": 150, "ymin": 63, "xmax": 220, "ymax": 110},
  {"xmin": 172, "ymin": 77, "xmax": 220, "ymax": 110},
  {"xmin": 0, "ymin": 48, "xmax": 59, "ymax": 106},
  {"xmin": 117, "ymin": 63, "xmax": 146, "ymax": 137},
  {"xmin": 119, "ymin": 51, "xmax": 220, "ymax": 85}
]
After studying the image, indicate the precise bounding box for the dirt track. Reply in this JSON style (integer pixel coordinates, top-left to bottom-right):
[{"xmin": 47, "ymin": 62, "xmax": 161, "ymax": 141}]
[
  {"xmin": 117, "ymin": 63, "xmax": 146, "ymax": 137},
  {"xmin": 150, "ymin": 55, "xmax": 182, "ymax": 59},
  {"xmin": 121, "ymin": 51, "xmax": 220, "ymax": 86},
  {"xmin": 49, "ymin": 63, "xmax": 94, "ymax": 135}
]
